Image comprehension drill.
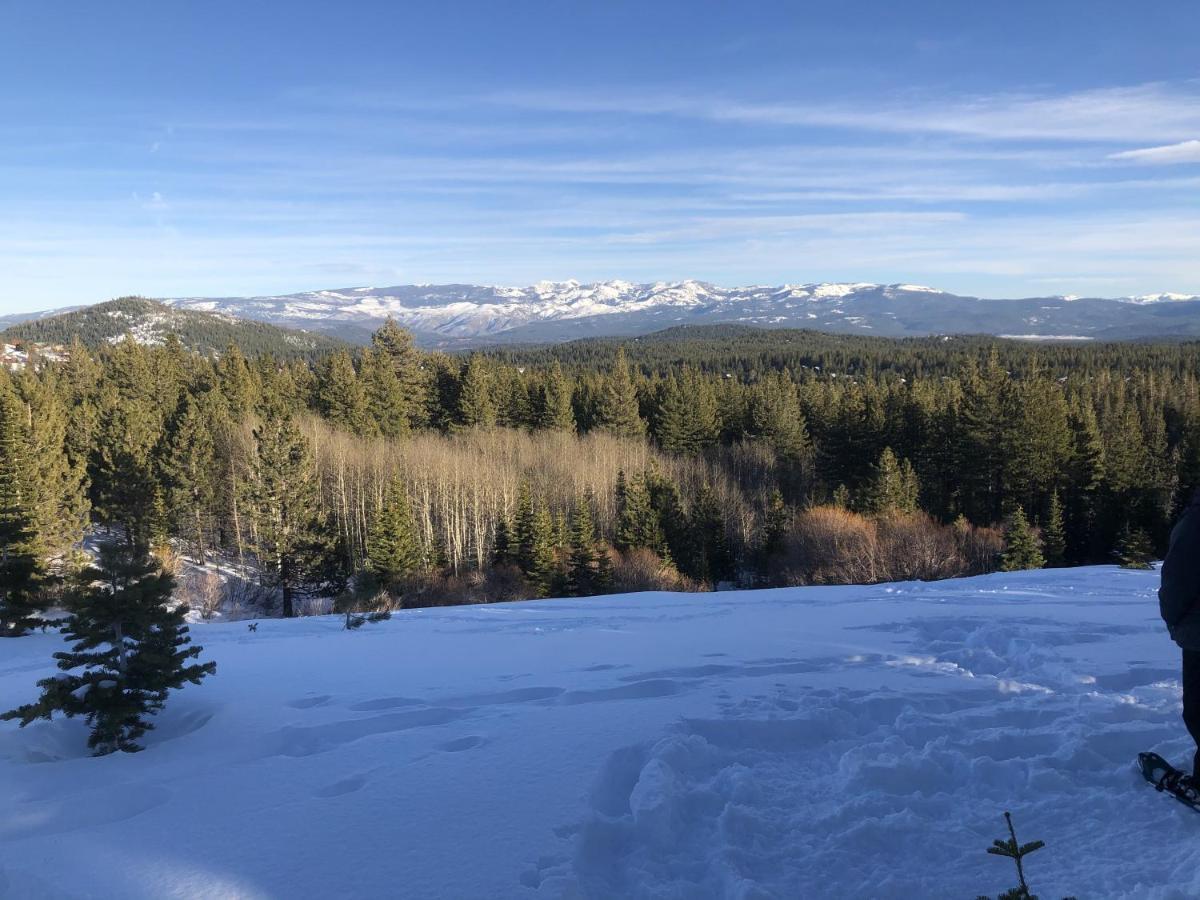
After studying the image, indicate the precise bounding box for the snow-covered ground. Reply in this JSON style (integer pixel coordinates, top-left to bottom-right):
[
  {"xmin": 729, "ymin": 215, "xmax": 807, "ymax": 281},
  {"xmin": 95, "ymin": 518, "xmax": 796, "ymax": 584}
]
[{"xmin": 0, "ymin": 565, "xmax": 1192, "ymax": 899}]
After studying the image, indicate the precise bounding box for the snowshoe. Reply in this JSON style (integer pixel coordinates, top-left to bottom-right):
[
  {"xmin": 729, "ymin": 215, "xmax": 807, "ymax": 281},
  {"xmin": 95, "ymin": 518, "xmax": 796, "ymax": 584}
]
[{"xmin": 1139, "ymin": 751, "xmax": 1200, "ymax": 812}]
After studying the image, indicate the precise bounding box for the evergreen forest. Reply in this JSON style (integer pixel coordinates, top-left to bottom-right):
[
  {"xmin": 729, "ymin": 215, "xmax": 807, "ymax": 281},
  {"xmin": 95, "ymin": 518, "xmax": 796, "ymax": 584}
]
[{"xmin": 2, "ymin": 321, "xmax": 1196, "ymax": 627}]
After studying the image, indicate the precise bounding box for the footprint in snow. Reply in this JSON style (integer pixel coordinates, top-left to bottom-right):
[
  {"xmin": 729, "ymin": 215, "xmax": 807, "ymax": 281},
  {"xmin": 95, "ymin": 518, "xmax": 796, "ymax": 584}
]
[
  {"xmin": 314, "ymin": 774, "xmax": 369, "ymax": 798},
  {"xmin": 348, "ymin": 696, "xmax": 424, "ymax": 712},
  {"xmin": 287, "ymin": 695, "xmax": 332, "ymax": 709},
  {"xmin": 437, "ymin": 735, "xmax": 487, "ymax": 753}
]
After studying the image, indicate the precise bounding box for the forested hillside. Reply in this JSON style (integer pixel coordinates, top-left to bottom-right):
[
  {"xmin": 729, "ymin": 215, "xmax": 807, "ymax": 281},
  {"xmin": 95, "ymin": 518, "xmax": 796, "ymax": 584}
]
[
  {"xmin": 1, "ymin": 296, "xmax": 350, "ymax": 360},
  {"xmin": 1, "ymin": 318, "xmax": 1195, "ymax": 627}
]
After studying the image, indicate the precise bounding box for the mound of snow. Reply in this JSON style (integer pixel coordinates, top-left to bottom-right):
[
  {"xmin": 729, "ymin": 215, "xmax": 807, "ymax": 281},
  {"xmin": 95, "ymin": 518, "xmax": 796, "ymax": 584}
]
[{"xmin": 0, "ymin": 566, "xmax": 1189, "ymax": 898}]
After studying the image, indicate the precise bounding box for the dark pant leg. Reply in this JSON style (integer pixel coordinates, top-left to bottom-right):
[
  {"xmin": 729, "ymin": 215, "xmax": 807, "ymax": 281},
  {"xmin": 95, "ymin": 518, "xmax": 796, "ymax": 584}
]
[{"xmin": 1183, "ymin": 649, "xmax": 1200, "ymax": 779}]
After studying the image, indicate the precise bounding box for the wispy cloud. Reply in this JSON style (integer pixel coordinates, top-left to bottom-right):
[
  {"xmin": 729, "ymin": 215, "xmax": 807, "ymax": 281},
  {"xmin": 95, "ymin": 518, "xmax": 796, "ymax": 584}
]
[
  {"xmin": 5, "ymin": 75, "xmax": 1200, "ymax": 309},
  {"xmin": 489, "ymin": 82, "xmax": 1200, "ymax": 144},
  {"xmin": 1110, "ymin": 139, "xmax": 1200, "ymax": 165}
]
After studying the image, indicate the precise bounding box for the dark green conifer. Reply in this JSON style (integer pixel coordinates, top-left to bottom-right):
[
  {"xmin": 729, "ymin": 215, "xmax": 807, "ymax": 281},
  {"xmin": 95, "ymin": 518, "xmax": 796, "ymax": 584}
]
[
  {"xmin": 160, "ymin": 392, "xmax": 220, "ymax": 563},
  {"xmin": 248, "ymin": 407, "xmax": 326, "ymax": 617},
  {"xmin": 0, "ymin": 383, "xmax": 44, "ymax": 636},
  {"xmin": 615, "ymin": 470, "xmax": 664, "ymax": 554},
  {"xmin": 366, "ymin": 475, "xmax": 424, "ymax": 587},
  {"xmin": 513, "ymin": 483, "xmax": 556, "ymax": 596},
  {"xmin": 1042, "ymin": 491, "xmax": 1066, "ymax": 567},
  {"xmin": 316, "ymin": 350, "xmax": 375, "ymax": 435},
  {"xmin": 957, "ymin": 352, "xmax": 1010, "ymax": 524},
  {"xmin": 1, "ymin": 540, "xmax": 215, "ymax": 755},
  {"xmin": 595, "ymin": 348, "xmax": 644, "ymax": 437},
  {"xmin": 492, "ymin": 515, "xmax": 515, "ymax": 567},
  {"xmin": 360, "ymin": 347, "xmax": 411, "ymax": 438},
  {"xmin": 656, "ymin": 368, "xmax": 719, "ymax": 455},
  {"xmin": 688, "ymin": 483, "xmax": 732, "ymax": 585},
  {"xmin": 567, "ymin": 493, "xmax": 601, "ymax": 596},
  {"xmin": 458, "ymin": 353, "xmax": 497, "ymax": 429},
  {"xmin": 1000, "ymin": 506, "xmax": 1044, "ymax": 571},
  {"xmin": 216, "ymin": 342, "xmax": 257, "ymax": 419},
  {"xmin": 762, "ymin": 489, "xmax": 789, "ymax": 560},
  {"xmin": 861, "ymin": 447, "xmax": 920, "ymax": 515},
  {"xmin": 747, "ymin": 372, "xmax": 811, "ymax": 463},
  {"xmin": 538, "ymin": 362, "xmax": 576, "ymax": 432},
  {"xmin": 1065, "ymin": 399, "xmax": 1105, "ymax": 560},
  {"xmin": 1113, "ymin": 522, "xmax": 1155, "ymax": 569},
  {"xmin": 370, "ymin": 317, "xmax": 426, "ymax": 429}
]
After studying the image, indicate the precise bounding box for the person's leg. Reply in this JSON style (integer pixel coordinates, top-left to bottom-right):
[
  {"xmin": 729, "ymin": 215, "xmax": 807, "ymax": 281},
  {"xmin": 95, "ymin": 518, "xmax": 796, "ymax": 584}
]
[{"xmin": 1183, "ymin": 649, "xmax": 1200, "ymax": 780}]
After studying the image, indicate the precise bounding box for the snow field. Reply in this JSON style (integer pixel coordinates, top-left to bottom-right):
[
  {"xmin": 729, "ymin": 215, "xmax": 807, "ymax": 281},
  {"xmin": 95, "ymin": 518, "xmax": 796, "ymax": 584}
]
[{"xmin": 0, "ymin": 565, "xmax": 1193, "ymax": 899}]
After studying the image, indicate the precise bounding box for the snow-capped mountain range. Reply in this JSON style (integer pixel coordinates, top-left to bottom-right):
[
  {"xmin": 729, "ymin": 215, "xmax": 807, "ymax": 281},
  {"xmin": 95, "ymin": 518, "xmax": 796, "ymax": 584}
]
[
  {"xmin": 156, "ymin": 280, "xmax": 1200, "ymax": 346},
  {"xmin": 6, "ymin": 280, "xmax": 1200, "ymax": 348}
]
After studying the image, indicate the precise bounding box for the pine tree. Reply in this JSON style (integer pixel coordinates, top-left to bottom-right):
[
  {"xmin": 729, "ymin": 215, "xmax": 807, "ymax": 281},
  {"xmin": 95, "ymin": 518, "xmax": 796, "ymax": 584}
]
[
  {"xmin": 747, "ymin": 372, "xmax": 812, "ymax": 463},
  {"xmin": 688, "ymin": 483, "xmax": 732, "ymax": 585},
  {"xmin": 458, "ymin": 353, "xmax": 497, "ymax": 429},
  {"xmin": 91, "ymin": 385, "xmax": 162, "ymax": 548},
  {"xmin": 1000, "ymin": 506, "xmax": 1044, "ymax": 571},
  {"xmin": 0, "ymin": 383, "xmax": 44, "ymax": 636},
  {"xmin": 359, "ymin": 347, "xmax": 411, "ymax": 438},
  {"xmin": 316, "ymin": 350, "xmax": 375, "ymax": 435},
  {"xmin": 160, "ymin": 392, "xmax": 220, "ymax": 564},
  {"xmin": 366, "ymin": 475, "xmax": 423, "ymax": 587},
  {"xmin": 248, "ymin": 408, "xmax": 326, "ymax": 617},
  {"xmin": 957, "ymin": 352, "xmax": 1010, "ymax": 524},
  {"xmin": 644, "ymin": 467, "xmax": 686, "ymax": 566},
  {"xmin": 595, "ymin": 348, "xmax": 644, "ymax": 437},
  {"xmin": 1001, "ymin": 377, "xmax": 1071, "ymax": 515},
  {"xmin": 370, "ymin": 317, "xmax": 426, "ymax": 429},
  {"xmin": 513, "ymin": 483, "xmax": 556, "ymax": 596},
  {"xmin": 656, "ymin": 369, "xmax": 719, "ymax": 455},
  {"xmin": 538, "ymin": 362, "xmax": 576, "ymax": 432},
  {"xmin": 1113, "ymin": 522, "xmax": 1155, "ymax": 570},
  {"xmin": 1, "ymin": 541, "xmax": 215, "ymax": 755},
  {"xmin": 567, "ymin": 493, "xmax": 601, "ymax": 596},
  {"xmin": 762, "ymin": 489, "xmax": 789, "ymax": 560},
  {"xmin": 1042, "ymin": 491, "xmax": 1066, "ymax": 567},
  {"xmin": 1065, "ymin": 399, "xmax": 1105, "ymax": 561},
  {"xmin": 495, "ymin": 368, "xmax": 533, "ymax": 429},
  {"xmin": 861, "ymin": 447, "xmax": 919, "ymax": 515},
  {"xmin": 831, "ymin": 483, "xmax": 851, "ymax": 509},
  {"xmin": 615, "ymin": 470, "xmax": 664, "ymax": 554},
  {"xmin": 492, "ymin": 515, "xmax": 515, "ymax": 567},
  {"xmin": 216, "ymin": 342, "xmax": 257, "ymax": 420},
  {"xmin": 17, "ymin": 370, "xmax": 89, "ymax": 563}
]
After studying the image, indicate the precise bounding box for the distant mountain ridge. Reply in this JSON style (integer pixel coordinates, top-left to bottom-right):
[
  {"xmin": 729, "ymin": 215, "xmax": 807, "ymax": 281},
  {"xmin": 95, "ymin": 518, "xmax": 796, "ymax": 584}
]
[
  {"xmin": 6, "ymin": 281, "xmax": 1200, "ymax": 348},
  {"xmin": 1, "ymin": 297, "xmax": 350, "ymax": 359},
  {"xmin": 160, "ymin": 280, "xmax": 1200, "ymax": 346}
]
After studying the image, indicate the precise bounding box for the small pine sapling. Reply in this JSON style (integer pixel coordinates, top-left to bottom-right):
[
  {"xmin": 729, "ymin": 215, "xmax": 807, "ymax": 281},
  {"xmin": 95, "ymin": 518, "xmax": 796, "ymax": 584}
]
[
  {"xmin": 1, "ymin": 540, "xmax": 216, "ymax": 755},
  {"xmin": 1113, "ymin": 523, "xmax": 1155, "ymax": 570},
  {"xmin": 976, "ymin": 811, "xmax": 1075, "ymax": 900}
]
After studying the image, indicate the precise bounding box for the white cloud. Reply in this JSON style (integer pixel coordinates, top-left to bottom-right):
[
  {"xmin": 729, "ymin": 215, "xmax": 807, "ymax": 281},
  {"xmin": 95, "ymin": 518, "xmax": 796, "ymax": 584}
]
[
  {"xmin": 1110, "ymin": 139, "xmax": 1200, "ymax": 165},
  {"xmin": 491, "ymin": 83, "xmax": 1200, "ymax": 145}
]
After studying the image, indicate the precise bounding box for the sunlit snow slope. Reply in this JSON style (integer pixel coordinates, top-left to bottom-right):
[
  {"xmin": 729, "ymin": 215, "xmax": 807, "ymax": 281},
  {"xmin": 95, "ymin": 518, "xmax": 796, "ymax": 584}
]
[{"xmin": 0, "ymin": 566, "xmax": 1190, "ymax": 899}]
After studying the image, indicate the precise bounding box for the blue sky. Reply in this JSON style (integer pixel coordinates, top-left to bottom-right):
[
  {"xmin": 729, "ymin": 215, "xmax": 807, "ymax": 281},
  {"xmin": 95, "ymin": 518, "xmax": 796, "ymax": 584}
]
[{"xmin": 2, "ymin": 0, "xmax": 1199, "ymax": 313}]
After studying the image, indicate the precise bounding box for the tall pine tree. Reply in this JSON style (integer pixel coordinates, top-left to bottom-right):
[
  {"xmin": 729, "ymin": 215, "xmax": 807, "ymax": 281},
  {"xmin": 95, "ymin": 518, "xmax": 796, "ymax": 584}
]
[
  {"xmin": 513, "ymin": 483, "xmax": 557, "ymax": 596},
  {"xmin": 0, "ymin": 382, "xmax": 44, "ymax": 636},
  {"xmin": 248, "ymin": 407, "xmax": 327, "ymax": 617},
  {"xmin": 366, "ymin": 475, "xmax": 424, "ymax": 587},
  {"xmin": 595, "ymin": 348, "xmax": 645, "ymax": 437},
  {"xmin": 458, "ymin": 353, "xmax": 497, "ymax": 429},
  {"xmin": 538, "ymin": 362, "xmax": 576, "ymax": 432}
]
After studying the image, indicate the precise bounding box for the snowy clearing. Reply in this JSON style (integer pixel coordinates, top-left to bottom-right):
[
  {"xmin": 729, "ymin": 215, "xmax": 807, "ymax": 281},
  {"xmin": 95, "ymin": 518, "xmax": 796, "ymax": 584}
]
[{"xmin": 0, "ymin": 565, "xmax": 1193, "ymax": 899}]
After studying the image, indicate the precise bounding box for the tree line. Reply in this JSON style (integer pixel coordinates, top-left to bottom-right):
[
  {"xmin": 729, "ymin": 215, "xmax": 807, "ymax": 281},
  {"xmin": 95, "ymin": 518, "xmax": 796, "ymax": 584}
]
[{"xmin": 2, "ymin": 320, "xmax": 1194, "ymax": 631}]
